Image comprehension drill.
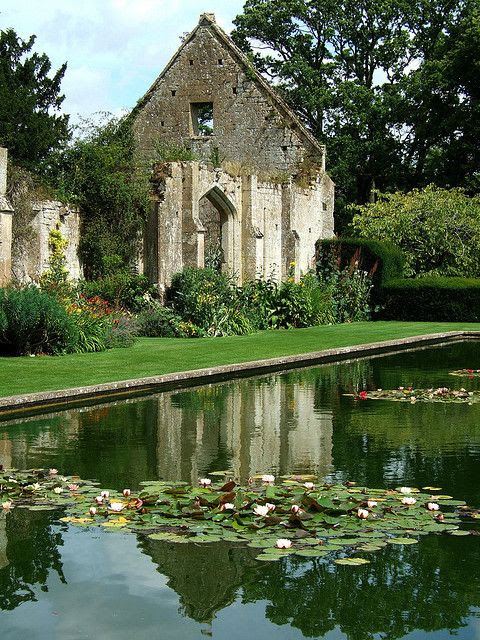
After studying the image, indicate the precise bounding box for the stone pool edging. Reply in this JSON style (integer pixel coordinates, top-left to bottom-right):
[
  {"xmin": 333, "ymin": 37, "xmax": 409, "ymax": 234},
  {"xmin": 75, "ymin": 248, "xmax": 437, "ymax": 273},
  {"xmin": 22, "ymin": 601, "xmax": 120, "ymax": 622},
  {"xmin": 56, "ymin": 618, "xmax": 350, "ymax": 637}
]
[{"xmin": 1, "ymin": 330, "xmax": 478, "ymax": 417}]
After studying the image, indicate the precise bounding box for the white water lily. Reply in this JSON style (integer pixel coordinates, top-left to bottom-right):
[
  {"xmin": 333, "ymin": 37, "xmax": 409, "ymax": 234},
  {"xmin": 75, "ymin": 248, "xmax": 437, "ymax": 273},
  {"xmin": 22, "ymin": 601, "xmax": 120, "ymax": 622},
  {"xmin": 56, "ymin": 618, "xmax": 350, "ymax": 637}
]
[
  {"xmin": 100, "ymin": 490, "xmax": 110, "ymax": 499},
  {"xmin": 427, "ymin": 502, "xmax": 440, "ymax": 511},
  {"xmin": 123, "ymin": 489, "xmax": 131, "ymax": 497},
  {"xmin": 53, "ymin": 487, "xmax": 63, "ymax": 494},
  {"xmin": 367, "ymin": 500, "xmax": 378, "ymax": 508},
  {"xmin": 32, "ymin": 482, "xmax": 41, "ymax": 491},
  {"xmin": 89, "ymin": 506, "xmax": 97, "ymax": 516},
  {"xmin": 276, "ymin": 538, "xmax": 292, "ymax": 549},
  {"xmin": 399, "ymin": 487, "xmax": 412, "ymax": 494},
  {"xmin": 95, "ymin": 496, "xmax": 104, "ymax": 505},
  {"xmin": 253, "ymin": 504, "xmax": 270, "ymax": 517},
  {"xmin": 221, "ymin": 503, "xmax": 235, "ymax": 511},
  {"xmin": 49, "ymin": 468, "xmax": 58, "ymax": 475},
  {"xmin": 265, "ymin": 502, "xmax": 276, "ymax": 512},
  {"xmin": 291, "ymin": 504, "xmax": 301, "ymax": 514},
  {"xmin": 199, "ymin": 478, "xmax": 212, "ymax": 488},
  {"xmin": 261, "ymin": 474, "xmax": 275, "ymax": 484},
  {"xmin": 402, "ymin": 497, "xmax": 416, "ymax": 506},
  {"xmin": 304, "ymin": 482, "xmax": 315, "ymax": 490},
  {"xmin": 2, "ymin": 500, "xmax": 13, "ymax": 510},
  {"xmin": 357, "ymin": 508, "xmax": 369, "ymax": 519},
  {"xmin": 109, "ymin": 502, "xmax": 124, "ymax": 512}
]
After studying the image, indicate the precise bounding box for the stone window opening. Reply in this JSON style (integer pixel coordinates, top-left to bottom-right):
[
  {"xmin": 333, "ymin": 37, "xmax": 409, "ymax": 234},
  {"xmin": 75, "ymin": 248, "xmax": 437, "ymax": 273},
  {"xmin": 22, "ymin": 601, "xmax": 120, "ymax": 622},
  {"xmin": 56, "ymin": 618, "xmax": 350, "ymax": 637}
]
[
  {"xmin": 189, "ymin": 60, "xmax": 194, "ymax": 66},
  {"xmin": 218, "ymin": 58, "xmax": 224, "ymax": 65},
  {"xmin": 232, "ymin": 86, "xmax": 237, "ymax": 95},
  {"xmin": 191, "ymin": 102, "xmax": 214, "ymax": 136},
  {"xmin": 171, "ymin": 90, "xmax": 176, "ymax": 96}
]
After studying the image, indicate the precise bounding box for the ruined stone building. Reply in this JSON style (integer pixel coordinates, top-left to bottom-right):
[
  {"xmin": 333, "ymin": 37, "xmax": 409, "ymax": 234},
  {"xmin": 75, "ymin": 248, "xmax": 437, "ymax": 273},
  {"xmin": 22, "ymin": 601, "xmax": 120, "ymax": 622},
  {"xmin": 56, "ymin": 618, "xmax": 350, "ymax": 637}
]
[
  {"xmin": 133, "ymin": 13, "xmax": 334, "ymax": 288},
  {"xmin": 0, "ymin": 147, "xmax": 81, "ymax": 287}
]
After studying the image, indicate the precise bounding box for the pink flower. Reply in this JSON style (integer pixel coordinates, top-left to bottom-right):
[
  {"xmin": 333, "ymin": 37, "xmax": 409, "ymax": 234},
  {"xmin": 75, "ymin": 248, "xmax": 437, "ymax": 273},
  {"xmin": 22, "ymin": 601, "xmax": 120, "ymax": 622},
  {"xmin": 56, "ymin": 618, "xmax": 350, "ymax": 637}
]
[
  {"xmin": 276, "ymin": 538, "xmax": 292, "ymax": 549},
  {"xmin": 291, "ymin": 504, "xmax": 301, "ymax": 514},
  {"xmin": 261, "ymin": 474, "xmax": 275, "ymax": 484},
  {"xmin": 402, "ymin": 497, "xmax": 416, "ymax": 506},
  {"xmin": 199, "ymin": 478, "xmax": 212, "ymax": 488},
  {"xmin": 49, "ymin": 468, "xmax": 58, "ymax": 475},
  {"xmin": 367, "ymin": 500, "xmax": 378, "ymax": 508},
  {"xmin": 427, "ymin": 502, "xmax": 439, "ymax": 511},
  {"xmin": 89, "ymin": 506, "xmax": 97, "ymax": 516},
  {"xmin": 100, "ymin": 490, "xmax": 110, "ymax": 499},
  {"xmin": 123, "ymin": 489, "xmax": 131, "ymax": 497},
  {"xmin": 304, "ymin": 482, "xmax": 315, "ymax": 490},
  {"xmin": 358, "ymin": 391, "xmax": 368, "ymax": 400},
  {"xmin": 357, "ymin": 508, "xmax": 369, "ymax": 519},
  {"xmin": 2, "ymin": 500, "xmax": 13, "ymax": 510},
  {"xmin": 95, "ymin": 496, "xmax": 103, "ymax": 505},
  {"xmin": 68, "ymin": 484, "xmax": 79, "ymax": 491},
  {"xmin": 265, "ymin": 503, "xmax": 276, "ymax": 512},
  {"xmin": 253, "ymin": 505, "xmax": 269, "ymax": 517}
]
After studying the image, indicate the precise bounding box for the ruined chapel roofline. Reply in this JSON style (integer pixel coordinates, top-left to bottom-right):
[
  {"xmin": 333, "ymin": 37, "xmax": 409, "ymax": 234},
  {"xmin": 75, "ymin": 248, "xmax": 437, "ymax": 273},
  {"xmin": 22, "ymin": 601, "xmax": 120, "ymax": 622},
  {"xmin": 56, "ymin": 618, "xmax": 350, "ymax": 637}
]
[{"xmin": 132, "ymin": 13, "xmax": 326, "ymax": 164}]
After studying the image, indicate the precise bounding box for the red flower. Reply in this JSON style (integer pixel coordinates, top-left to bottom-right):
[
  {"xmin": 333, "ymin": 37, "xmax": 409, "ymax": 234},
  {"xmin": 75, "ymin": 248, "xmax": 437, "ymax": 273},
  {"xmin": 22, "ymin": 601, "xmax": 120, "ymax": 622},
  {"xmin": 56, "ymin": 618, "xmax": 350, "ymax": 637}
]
[{"xmin": 358, "ymin": 391, "xmax": 368, "ymax": 400}]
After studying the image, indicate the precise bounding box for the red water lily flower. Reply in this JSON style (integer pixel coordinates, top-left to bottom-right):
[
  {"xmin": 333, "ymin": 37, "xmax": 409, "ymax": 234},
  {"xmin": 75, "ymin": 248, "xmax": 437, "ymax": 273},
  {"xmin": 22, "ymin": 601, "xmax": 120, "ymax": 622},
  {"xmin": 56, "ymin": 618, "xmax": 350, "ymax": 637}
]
[{"xmin": 358, "ymin": 391, "xmax": 368, "ymax": 400}]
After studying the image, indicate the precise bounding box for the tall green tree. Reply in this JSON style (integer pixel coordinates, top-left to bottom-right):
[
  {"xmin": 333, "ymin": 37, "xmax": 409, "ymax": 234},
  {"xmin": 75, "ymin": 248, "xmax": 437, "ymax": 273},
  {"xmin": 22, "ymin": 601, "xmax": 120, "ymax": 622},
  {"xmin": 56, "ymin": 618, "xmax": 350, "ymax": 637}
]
[
  {"xmin": 0, "ymin": 29, "xmax": 70, "ymax": 167},
  {"xmin": 232, "ymin": 0, "xmax": 476, "ymax": 229}
]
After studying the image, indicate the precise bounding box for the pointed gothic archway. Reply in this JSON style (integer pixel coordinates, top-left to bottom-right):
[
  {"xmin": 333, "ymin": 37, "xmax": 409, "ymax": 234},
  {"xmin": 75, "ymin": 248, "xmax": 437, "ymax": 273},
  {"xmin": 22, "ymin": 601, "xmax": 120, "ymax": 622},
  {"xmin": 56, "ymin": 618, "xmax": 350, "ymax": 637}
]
[{"xmin": 198, "ymin": 186, "xmax": 237, "ymax": 275}]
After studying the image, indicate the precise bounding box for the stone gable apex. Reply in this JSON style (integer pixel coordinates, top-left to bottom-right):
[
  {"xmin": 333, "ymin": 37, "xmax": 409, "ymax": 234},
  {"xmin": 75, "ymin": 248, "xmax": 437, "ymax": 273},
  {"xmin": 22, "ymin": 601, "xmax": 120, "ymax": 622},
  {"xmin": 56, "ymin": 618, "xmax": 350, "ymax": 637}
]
[{"xmin": 133, "ymin": 13, "xmax": 324, "ymax": 158}]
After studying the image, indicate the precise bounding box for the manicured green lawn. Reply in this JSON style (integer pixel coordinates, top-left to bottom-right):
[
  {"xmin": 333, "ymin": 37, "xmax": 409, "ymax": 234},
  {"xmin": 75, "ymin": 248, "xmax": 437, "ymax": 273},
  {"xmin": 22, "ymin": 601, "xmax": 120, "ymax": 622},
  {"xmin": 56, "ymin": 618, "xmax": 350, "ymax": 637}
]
[{"xmin": 1, "ymin": 321, "xmax": 479, "ymax": 397}]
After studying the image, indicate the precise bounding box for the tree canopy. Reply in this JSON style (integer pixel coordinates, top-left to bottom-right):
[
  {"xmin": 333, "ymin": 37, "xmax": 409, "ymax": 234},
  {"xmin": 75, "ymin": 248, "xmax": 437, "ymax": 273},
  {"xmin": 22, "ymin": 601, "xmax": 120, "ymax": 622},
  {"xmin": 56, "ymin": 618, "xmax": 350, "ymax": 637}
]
[
  {"xmin": 0, "ymin": 28, "xmax": 70, "ymax": 168},
  {"xmin": 232, "ymin": 0, "xmax": 480, "ymax": 229}
]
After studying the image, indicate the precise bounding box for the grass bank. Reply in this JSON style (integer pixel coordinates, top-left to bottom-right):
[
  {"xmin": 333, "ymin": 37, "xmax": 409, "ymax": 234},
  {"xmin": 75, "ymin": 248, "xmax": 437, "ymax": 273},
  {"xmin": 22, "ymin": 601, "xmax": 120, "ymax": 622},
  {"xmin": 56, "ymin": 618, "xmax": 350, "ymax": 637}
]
[{"xmin": 1, "ymin": 321, "xmax": 479, "ymax": 398}]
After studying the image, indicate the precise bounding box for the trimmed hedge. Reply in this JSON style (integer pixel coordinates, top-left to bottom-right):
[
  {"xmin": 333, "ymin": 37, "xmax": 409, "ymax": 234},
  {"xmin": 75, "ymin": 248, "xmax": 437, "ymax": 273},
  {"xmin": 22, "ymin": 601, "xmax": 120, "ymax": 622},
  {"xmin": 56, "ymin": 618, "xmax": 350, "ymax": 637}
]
[
  {"xmin": 380, "ymin": 277, "xmax": 480, "ymax": 322},
  {"xmin": 315, "ymin": 238, "xmax": 405, "ymax": 290}
]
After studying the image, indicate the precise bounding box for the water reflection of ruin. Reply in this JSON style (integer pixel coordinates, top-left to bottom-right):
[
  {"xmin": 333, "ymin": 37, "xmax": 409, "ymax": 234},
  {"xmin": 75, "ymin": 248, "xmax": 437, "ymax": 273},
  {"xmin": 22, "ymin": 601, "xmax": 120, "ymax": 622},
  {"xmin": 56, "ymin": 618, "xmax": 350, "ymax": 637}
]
[{"xmin": 155, "ymin": 377, "xmax": 334, "ymax": 483}]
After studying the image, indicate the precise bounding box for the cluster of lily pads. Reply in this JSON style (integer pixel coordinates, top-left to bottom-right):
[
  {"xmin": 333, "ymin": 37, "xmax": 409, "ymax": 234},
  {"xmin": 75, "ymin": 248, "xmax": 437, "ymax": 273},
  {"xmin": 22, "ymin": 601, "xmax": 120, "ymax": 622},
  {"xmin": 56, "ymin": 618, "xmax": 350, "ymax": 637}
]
[
  {"xmin": 348, "ymin": 387, "xmax": 480, "ymax": 404},
  {"xmin": 450, "ymin": 368, "xmax": 480, "ymax": 378},
  {"xmin": 1, "ymin": 467, "xmax": 478, "ymax": 566}
]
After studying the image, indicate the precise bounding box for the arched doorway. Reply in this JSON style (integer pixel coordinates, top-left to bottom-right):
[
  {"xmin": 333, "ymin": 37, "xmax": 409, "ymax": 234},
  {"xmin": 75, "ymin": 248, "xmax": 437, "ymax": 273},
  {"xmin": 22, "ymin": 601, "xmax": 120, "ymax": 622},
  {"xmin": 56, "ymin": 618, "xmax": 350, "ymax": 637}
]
[{"xmin": 198, "ymin": 186, "xmax": 236, "ymax": 273}]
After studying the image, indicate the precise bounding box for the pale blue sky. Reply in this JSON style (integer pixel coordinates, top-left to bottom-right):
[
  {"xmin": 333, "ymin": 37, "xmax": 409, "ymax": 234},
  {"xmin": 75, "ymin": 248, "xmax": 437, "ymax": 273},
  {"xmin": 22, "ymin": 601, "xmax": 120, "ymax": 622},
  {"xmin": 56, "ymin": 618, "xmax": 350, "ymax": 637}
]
[{"xmin": 0, "ymin": 1, "xmax": 245, "ymax": 121}]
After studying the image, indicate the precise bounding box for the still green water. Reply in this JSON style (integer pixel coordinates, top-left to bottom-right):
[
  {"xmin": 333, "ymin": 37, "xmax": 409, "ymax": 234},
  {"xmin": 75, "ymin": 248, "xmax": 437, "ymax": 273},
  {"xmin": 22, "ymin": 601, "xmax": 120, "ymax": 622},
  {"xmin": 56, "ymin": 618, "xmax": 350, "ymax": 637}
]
[{"xmin": 1, "ymin": 341, "xmax": 480, "ymax": 639}]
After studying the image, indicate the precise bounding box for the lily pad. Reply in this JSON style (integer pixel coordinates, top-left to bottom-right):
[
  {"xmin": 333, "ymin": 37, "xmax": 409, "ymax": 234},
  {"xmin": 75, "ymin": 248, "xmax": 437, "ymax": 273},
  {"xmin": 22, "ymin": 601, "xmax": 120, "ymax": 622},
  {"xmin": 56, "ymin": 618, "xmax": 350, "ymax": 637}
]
[{"xmin": 335, "ymin": 558, "xmax": 370, "ymax": 566}]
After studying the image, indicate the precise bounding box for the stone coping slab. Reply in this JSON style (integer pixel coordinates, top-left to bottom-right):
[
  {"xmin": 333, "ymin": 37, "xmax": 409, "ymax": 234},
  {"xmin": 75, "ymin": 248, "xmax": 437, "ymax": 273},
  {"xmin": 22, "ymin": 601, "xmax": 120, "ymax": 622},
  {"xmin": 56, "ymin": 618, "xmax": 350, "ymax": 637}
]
[{"xmin": 0, "ymin": 330, "xmax": 478, "ymax": 418}]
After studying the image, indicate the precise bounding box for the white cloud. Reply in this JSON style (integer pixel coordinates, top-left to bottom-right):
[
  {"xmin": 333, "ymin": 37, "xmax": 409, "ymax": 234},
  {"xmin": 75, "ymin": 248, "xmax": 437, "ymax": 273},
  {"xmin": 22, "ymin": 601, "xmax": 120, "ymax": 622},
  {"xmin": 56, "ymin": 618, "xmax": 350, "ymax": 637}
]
[{"xmin": 0, "ymin": 0, "xmax": 245, "ymax": 119}]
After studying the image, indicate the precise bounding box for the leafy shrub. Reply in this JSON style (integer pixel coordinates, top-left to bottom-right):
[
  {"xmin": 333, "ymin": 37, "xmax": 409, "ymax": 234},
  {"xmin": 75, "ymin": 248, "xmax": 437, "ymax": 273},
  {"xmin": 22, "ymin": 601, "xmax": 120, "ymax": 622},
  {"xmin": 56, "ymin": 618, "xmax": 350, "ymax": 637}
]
[
  {"xmin": 39, "ymin": 227, "xmax": 74, "ymax": 301},
  {"xmin": 136, "ymin": 306, "xmax": 189, "ymax": 338},
  {"xmin": 380, "ymin": 277, "xmax": 480, "ymax": 321},
  {"xmin": 105, "ymin": 315, "xmax": 137, "ymax": 348},
  {"xmin": 79, "ymin": 271, "xmax": 155, "ymax": 312},
  {"xmin": 0, "ymin": 286, "xmax": 79, "ymax": 355},
  {"xmin": 351, "ymin": 186, "xmax": 480, "ymax": 278},
  {"xmin": 168, "ymin": 268, "xmax": 253, "ymax": 336},
  {"xmin": 316, "ymin": 237, "xmax": 405, "ymax": 292}
]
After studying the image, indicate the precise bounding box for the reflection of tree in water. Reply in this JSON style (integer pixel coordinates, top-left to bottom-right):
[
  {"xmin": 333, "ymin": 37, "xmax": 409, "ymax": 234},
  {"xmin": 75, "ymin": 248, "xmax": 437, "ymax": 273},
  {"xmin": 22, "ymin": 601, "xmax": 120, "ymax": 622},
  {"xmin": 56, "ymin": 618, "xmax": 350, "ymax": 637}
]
[
  {"xmin": 139, "ymin": 536, "xmax": 257, "ymax": 623},
  {"xmin": 0, "ymin": 509, "xmax": 65, "ymax": 610},
  {"xmin": 139, "ymin": 535, "xmax": 480, "ymax": 638}
]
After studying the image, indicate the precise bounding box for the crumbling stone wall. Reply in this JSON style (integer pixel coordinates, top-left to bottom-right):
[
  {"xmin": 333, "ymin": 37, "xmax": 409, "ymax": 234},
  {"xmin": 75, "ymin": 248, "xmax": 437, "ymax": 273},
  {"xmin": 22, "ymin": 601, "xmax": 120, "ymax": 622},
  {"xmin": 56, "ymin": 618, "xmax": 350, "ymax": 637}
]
[
  {"xmin": 0, "ymin": 148, "xmax": 13, "ymax": 286},
  {"xmin": 134, "ymin": 13, "xmax": 335, "ymax": 289}
]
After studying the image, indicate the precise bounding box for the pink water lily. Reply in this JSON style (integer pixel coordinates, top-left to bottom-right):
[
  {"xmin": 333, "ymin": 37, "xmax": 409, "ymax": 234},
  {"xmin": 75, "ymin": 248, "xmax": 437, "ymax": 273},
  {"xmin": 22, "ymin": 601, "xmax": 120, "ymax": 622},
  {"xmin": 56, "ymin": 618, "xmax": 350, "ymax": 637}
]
[
  {"xmin": 95, "ymin": 496, "xmax": 103, "ymax": 505},
  {"xmin": 261, "ymin": 474, "xmax": 275, "ymax": 484},
  {"xmin": 253, "ymin": 504, "xmax": 270, "ymax": 517},
  {"xmin": 89, "ymin": 506, "xmax": 97, "ymax": 516},
  {"xmin": 109, "ymin": 502, "xmax": 124, "ymax": 512},
  {"xmin": 357, "ymin": 508, "xmax": 369, "ymax": 519},
  {"xmin": 367, "ymin": 500, "xmax": 378, "ymax": 508},
  {"xmin": 68, "ymin": 484, "xmax": 79, "ymax": 491},
  {"xmin": 100, "ymin": 490, "xmax": 110, "ymax": 499},
  {"xmin": 427, "ymin": 502, "xmax": 440, "ymax": 511},
  {"xmin": 199, "ymin": 478, "xmax": 212, "ymax": 488},
  {"xmin": 291, "ymin": 504, "xmax": 301, "ymax": 514},
  {"xmin": 276, "ymin": 538, "xmax": 292, "ymax": 549},
  {"xmin": 402, "ymin": 497, "xmax": 416, "ymax": 506},
  {"xmin": 304, "ymin": 482, "xmax": 315, "ymax": 490},
  {"xmin": 265, "ymin": 502, "xmax": 276, "ymax": 512},
  {"xmin": 49, "ymin": 468, "xmax": 58, "ymax": 475},
  {"xmin": 123, "ymin": 489, "xmax": 131, "ymax": 497},
  {"xmin": 2, "ymin": 500, "xmax": 13, "ymax": 510}
]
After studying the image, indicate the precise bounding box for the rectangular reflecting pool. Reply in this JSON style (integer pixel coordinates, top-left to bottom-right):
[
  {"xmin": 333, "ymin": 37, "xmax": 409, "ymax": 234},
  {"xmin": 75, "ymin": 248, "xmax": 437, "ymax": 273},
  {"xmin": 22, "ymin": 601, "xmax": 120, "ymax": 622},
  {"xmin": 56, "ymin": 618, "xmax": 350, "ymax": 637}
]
[{"xmin": 0, "ymin": 341, "xmax": 479, "ymax": 639}]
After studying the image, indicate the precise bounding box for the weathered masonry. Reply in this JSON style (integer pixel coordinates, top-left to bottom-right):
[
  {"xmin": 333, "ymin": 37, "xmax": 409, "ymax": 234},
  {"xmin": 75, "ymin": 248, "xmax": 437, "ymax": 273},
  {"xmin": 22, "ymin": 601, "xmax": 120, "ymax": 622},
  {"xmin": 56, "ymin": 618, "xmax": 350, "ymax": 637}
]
[
  {"xmin": 133, "ymin": 13, "xmax": 335, "ymax": 289},
  {"xmin": 0, "ymin": 147, "xmax": 81, "ymax": 286}
]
